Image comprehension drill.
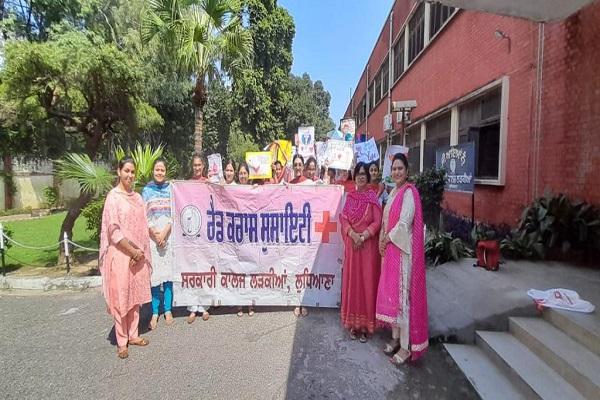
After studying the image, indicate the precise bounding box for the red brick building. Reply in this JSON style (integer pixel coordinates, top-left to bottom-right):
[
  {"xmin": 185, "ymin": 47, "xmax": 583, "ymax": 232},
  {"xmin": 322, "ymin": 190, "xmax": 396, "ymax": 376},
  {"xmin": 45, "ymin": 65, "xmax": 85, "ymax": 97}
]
[{"xmin": 344, "ymin": 0, "xmax": 600, "ymax": 226}]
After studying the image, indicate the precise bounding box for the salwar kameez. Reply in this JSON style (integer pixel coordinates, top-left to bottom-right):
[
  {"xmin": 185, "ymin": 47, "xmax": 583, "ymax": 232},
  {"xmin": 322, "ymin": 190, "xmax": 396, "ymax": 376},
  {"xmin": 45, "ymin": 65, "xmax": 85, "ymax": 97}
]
[{"xmin": 99, "ymin": 188, "xmax": 152, "ymax": 348}]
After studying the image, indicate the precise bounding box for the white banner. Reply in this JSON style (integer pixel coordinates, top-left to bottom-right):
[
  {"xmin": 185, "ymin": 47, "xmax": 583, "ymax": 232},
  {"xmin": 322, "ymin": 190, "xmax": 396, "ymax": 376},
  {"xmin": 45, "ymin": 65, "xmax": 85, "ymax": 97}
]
[
  {"xmin": 324, "ymin": 139, "xmax": 354, "ymax": 170},
  {"xmin": 171, "ymin": 183, "xmax": 344, "ymax": 307},
  {"xmin": 354, "ymin": 138, "xmax": 380, "ymax": 163}
]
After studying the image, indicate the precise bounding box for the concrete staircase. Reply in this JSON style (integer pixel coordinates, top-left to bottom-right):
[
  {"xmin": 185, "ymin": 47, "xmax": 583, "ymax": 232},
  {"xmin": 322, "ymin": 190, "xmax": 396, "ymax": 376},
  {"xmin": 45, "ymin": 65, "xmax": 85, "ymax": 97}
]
[{"xmin": 445, "ymin": 308, "xmax": 600, "ymax": 400}]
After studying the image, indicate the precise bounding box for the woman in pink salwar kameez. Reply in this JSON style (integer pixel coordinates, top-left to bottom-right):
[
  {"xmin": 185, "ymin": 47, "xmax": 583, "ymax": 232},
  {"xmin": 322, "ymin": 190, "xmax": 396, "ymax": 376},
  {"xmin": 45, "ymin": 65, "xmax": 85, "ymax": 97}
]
[
  {"xmin": 99, "ymin": 158, "xmax": 152, "ymax": 359},
  {"xmin": 376, "ymin": 153, "xmax": 428, "ymax": 365},
  {"xmin": 340, "ymin": 162, "xmax": 382, "ymax": 342}
]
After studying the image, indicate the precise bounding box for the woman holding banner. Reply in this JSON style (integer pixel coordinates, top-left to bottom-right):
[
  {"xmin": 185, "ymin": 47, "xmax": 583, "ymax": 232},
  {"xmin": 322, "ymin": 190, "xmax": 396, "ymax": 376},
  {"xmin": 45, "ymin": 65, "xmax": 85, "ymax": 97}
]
[
  {"xmin": 376, "ymin": 153, "xmax": 428, "ymax": 365},
  {"xmin": 237, "ymin": 162, "xmax": 250, "ymax": 185},
  {"xmin": 223, "ymin": 159, "xmax": 237, "ymax": 185},
  {"xmin": 340, "ymin": 162, "xmax": 382, "ymax": 342},
  {"xmin": 190, "ymin": 153, "xmax": 208, "ymax": 182},
  {"xmin": 142, "ymin": 158, "xmax": 175, "ymax": 330},
  {"xmin": 187, "ymin": 153, "xmax": 211, "ymax": 323},
  {"xmin": 304, "ymin": 157, "xmax": 319, "ymax": 181},
  {"xmin": 289, "ymin": 154, "xmax": 308, "ymax": 184},
  {"xmin": 99, "ymin": 157, "xmax": 152, "ymax": 359}
]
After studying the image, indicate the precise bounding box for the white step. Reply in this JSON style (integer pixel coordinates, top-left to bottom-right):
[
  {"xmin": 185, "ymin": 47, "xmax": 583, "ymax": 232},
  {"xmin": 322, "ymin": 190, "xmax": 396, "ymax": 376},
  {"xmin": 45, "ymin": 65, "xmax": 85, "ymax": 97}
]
[
  {"xmin": 543, "ymin": 308, "xmax": 600, "ymax": 357},
  {"xmin": 509, "ymin": 317, "xmax": 600, "ymax": 400},
  {"xmin": 476, "ymin": 331, "xmax": 586, "ymax": 400},
  {"xmin": 445, "ymin": 344, "xmax": 527, "ymax": 400}
]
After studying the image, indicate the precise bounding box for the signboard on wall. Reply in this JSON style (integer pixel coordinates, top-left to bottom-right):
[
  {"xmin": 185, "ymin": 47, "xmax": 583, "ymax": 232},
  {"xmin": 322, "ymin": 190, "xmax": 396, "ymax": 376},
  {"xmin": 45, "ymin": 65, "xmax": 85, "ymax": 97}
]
[{"xmin": 435, "ymin": 142, "xmax": 475, "ymax": 193}]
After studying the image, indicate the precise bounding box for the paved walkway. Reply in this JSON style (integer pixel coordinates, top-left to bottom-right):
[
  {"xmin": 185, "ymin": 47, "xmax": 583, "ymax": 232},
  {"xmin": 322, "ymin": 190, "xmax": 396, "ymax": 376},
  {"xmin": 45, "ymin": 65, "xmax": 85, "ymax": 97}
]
[
  {"xmin": 0, "ymin": 289, "xmax": 476, "ymax": 400},
  {"xmin": 428, "ymin": 258, "xmax": 600, "ymax": 342}
]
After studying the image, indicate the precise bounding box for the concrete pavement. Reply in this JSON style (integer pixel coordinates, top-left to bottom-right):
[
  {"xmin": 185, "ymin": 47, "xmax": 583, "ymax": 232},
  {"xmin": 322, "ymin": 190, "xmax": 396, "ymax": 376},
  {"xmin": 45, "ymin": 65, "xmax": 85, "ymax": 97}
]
[{"xmin": 0, "ymin": 289, "xmax": 476, "ymax": 400}]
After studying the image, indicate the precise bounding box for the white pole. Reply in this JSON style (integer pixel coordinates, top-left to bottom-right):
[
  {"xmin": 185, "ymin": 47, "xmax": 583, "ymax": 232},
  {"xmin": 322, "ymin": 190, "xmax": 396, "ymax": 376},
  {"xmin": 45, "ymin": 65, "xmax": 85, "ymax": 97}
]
[
  {"xmin": 0, "ymin": 223, "xmax": 4, "ymax": 251},
  {"xmin": 63, "ymin": 232, "xmax": 70, "ymax": 257}
]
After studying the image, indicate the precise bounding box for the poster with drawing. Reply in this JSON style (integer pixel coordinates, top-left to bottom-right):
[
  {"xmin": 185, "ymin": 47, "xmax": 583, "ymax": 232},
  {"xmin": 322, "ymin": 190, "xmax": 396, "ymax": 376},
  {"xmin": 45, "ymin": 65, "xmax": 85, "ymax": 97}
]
[
  {"xmin": 207, "ymin": 153, "xmax": 223, "ymax": 183},
  {"xmin": 245, "ymin": 152, "xmax": 273, "ymax": 179},
  {"xmin": 297, "ymin": 126, "xmax": 316, "ymax": 158},
  {"xmin": 340, "ymin": 118, "xmax": 356, "ymax": 142},
  {"xmin": 324, "ymin": 139, "xmax": 354, "ymax": 170},
  {"xmin": 354, "ymin": 138, "xmax": 379, "ymax": 164}
]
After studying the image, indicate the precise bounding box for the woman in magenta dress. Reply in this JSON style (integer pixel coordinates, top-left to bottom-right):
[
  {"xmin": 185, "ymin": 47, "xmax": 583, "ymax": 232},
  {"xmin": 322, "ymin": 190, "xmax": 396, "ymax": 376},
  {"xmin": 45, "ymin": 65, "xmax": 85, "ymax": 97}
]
[
  {"xmin": 376, "ymin": 153, "xmax": 428, "ymax": 365},
  {"xmin": 99, "ymin": 157, "xmax": 152, "ymax": 359},
  {"xmin": 340, "ymin": 162, "xmax": 382, "ymax": 342}
]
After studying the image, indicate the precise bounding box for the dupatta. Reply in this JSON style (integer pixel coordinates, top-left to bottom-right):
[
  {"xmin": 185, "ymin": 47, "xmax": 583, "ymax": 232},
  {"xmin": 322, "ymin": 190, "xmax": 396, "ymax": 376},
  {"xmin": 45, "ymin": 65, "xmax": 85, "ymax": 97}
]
[{"xmin": 376, "ymin": 183, "xmax": 428, "ymax": 361}]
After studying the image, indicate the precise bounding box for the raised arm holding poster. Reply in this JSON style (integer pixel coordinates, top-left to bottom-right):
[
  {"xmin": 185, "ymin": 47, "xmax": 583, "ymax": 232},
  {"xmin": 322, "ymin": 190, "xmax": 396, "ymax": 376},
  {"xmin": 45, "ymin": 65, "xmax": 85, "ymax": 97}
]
[{"xmin": 171, "ymin": 182, "xmax": 344, "ymax": 307}]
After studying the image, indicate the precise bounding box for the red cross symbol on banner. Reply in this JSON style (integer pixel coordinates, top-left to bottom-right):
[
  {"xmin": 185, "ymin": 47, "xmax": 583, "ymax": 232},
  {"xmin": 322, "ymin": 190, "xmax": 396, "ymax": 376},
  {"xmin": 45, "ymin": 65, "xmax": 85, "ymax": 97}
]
[{"xmin": 315, "ymin": 211, "xmax": 337, "ymax": 243}]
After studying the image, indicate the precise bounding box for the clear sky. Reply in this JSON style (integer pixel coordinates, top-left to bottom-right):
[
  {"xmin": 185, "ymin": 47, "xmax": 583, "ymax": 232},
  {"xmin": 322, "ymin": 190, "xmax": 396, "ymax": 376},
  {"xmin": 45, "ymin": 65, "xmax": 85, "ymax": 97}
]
[{"xmin": 279, "ymin": 0, "xmax": 394, "ymax": 127}]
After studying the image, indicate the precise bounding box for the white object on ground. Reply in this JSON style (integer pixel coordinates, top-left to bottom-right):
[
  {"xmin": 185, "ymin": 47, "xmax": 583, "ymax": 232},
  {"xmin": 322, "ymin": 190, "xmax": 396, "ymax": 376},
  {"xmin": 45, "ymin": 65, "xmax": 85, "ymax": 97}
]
[{"xmin": 527, "ymin": 288, "xmax": 595, "ymax": 313}]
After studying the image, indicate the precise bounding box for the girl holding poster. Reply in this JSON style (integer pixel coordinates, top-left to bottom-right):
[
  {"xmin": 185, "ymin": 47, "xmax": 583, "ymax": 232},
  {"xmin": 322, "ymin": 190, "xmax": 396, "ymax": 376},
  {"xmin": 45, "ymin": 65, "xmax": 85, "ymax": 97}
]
[
  {"xmin": 99, "ymin": 157, "xmax": 151, "ymax": 359},
  {"xmin": 340, "ymin": 162, "xmax": 382, "ymax": 343},
  {"xmin": 376, "ymin": 153, "xmax": 428, "ymax": 365},
  {"xmin": 142, "ymin": 158, "xmax": 175, "ymax": 330}
]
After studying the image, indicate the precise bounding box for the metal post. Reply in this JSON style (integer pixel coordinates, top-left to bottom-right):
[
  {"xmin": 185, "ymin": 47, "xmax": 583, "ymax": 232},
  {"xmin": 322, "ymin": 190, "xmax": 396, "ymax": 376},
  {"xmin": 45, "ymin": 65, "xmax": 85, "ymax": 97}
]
[
  {"xmin": 63, "ymin": 232, "xmax": 70, "ymax": 274},
  {"xmin": 0, "ymin": 223, "xmax": 5, "ymax": 277}
]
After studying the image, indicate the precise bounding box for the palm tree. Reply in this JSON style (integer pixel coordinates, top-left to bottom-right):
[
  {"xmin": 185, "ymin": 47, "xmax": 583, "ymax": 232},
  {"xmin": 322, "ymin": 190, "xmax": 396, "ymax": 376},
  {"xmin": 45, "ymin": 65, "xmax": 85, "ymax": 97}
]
[{"xmin": 142, "ymin": 0, "xmax": 253, "ymax": 152}]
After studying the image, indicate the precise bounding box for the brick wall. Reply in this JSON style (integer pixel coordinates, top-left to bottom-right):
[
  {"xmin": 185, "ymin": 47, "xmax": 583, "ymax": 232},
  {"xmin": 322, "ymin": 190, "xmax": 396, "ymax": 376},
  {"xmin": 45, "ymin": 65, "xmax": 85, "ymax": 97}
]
[{"xmin": 345, "ymin": 0, "xmax": 600, "ymax": 226}]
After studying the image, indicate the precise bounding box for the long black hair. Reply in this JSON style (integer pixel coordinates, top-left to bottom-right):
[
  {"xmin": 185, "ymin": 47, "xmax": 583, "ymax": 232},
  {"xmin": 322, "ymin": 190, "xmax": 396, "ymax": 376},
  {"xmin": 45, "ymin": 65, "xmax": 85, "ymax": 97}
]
[{"xmin": 353, "ymin": 162, "xmax": 371, "ymax": 183}]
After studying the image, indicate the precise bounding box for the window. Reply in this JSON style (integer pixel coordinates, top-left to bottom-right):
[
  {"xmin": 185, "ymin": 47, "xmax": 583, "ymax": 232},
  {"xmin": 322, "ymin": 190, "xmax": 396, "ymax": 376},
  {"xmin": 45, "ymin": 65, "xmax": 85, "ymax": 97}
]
[
  {"xmin": 459, "ymin": 88, "xmax": 501, "ymax": 180},
  {"xmin": 356, "ymin": 95, "xmax": 366, "ymax": 125},
  {"xmin": 381, "ymin": 59, "xmax": 389, "ymax": 96},
  {"xmin": 430, "ymin": 2, "xmax": 455, "ymax": 38},
  {"xmin": 374, "ymin": 71, "xmax": 382, "ymax": 105},
  {"xmin": 408, "ymin": 4, "xmax": 425, "ymax": 64},
  {"xmin": 405, "ymin": 125, "xmax": 422, "ymax": 173},
  {"xmin": 393, "ymin": 34, "xmax": 405, "ymax": 81},
  {"xmin": 367, "ymin": 84, "xmax": 374, "ymax": 113},
  {"xmin": 423, "ymin": 112, "xmax": 451, "ymax": 170}
]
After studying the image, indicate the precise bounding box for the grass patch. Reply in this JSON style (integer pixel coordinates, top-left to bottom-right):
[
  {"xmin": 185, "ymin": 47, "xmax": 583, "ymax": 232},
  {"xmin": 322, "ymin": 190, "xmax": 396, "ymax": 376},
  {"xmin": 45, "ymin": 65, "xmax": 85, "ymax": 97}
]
[{"xmin": 2, "ymin": 212, "xmax": 97, "ymax": 269}]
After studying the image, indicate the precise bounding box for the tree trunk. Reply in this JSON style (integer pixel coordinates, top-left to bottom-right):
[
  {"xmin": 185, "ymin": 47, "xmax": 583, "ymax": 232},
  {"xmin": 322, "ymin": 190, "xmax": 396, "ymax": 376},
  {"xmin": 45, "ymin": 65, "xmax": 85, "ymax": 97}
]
[
  {"xmin": 57, "ymin": 192, "xmax": 93, "ymax": 266},
  {"xmin": 192, "ymin": 77, "xmax": 207, "ymax": 153},
  {"xmin": 194, "ymin": 106, "xmax": 204, "ymax": 152},
  {"xmin": 57, "ymin": 131, "xmax": 103, "ymax": 266}
]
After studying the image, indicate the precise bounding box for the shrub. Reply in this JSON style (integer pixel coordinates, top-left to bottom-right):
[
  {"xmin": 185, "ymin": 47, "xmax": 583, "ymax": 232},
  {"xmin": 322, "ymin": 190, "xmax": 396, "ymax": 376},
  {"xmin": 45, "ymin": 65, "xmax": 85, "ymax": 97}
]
[
  {"xmin": 0, "ymin": 206, "xmax": 32, "ymax": 217},
  {"xmin": 411, "ymin": 168, "xmax": 446, "ymax": 230},
  {"xmin": 501, "ymin": 192, "xmax": 600, "ymax": 261},
  {"xmin": 442, "ymin": 211, "xmax": 472, "ymax": 243},
  {"xmin": 42, "ymin": 186, "xmax": 60, "ymax": 208},
  {"xmin": 0, "ymin": 225, "xmax": 13, "ymax": 251},
  {"xmin": 425, "ymin": 230, "xmax": 474, "ymax": 267},
  {"xmin": 81, "ymin": 197, "xmax": 105, "ymax": 243}
]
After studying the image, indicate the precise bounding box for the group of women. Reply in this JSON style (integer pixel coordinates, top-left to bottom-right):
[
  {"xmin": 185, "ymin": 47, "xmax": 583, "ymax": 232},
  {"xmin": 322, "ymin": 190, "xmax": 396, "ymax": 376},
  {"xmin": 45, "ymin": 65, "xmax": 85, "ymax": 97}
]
[{"xmin": 99, "ymin": 151, "xmax": 427, "ymax": 365}]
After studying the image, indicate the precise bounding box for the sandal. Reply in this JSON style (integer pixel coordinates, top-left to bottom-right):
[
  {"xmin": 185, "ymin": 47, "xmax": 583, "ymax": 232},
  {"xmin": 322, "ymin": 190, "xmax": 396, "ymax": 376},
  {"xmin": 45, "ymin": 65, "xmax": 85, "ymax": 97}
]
[
  {"xmin": 129, "ymin": 337, "xmax": 149, "ymax": 346},
  {"xmin": 390, "ymin": 349, "xmax": 411, "ymax": 366},
  {"xmin": 248, "ymin": 307, "xmax": 255, "ymax": 317},
  {"xmin": 383, "ymin": 340, "xmax": 401, "ymax": 356},
  {"xmin": 237, "ymin": 307, "xmax": 244, "ymax": 317},
  {"xmin": 293, "ymin": 307, "xmax": 301, "ymax": 317},
  {"xmin": 202, "ymin": 311, "xmax": 210, "ymax": 321},
  {"xmin": 149, "ymin": 315, "xmax": 158, "ymax": 330},
  {"xmin": 349, "ymin": 330, "xmax": 358, "ymax": 340},
  {"xmin": 117, "ymin": 347, "xmax": 129, "ymax": 359},
  {"xmin": 164, "ymin": 312, "xmax": 175, "ymax": 326},
  {"xmin": 359, "ymin": 333, "xmax": 368, "ymax": 343},
  {"xmin": 187, "ymin": 312, "xmax": 197, "ymax": 324}
]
